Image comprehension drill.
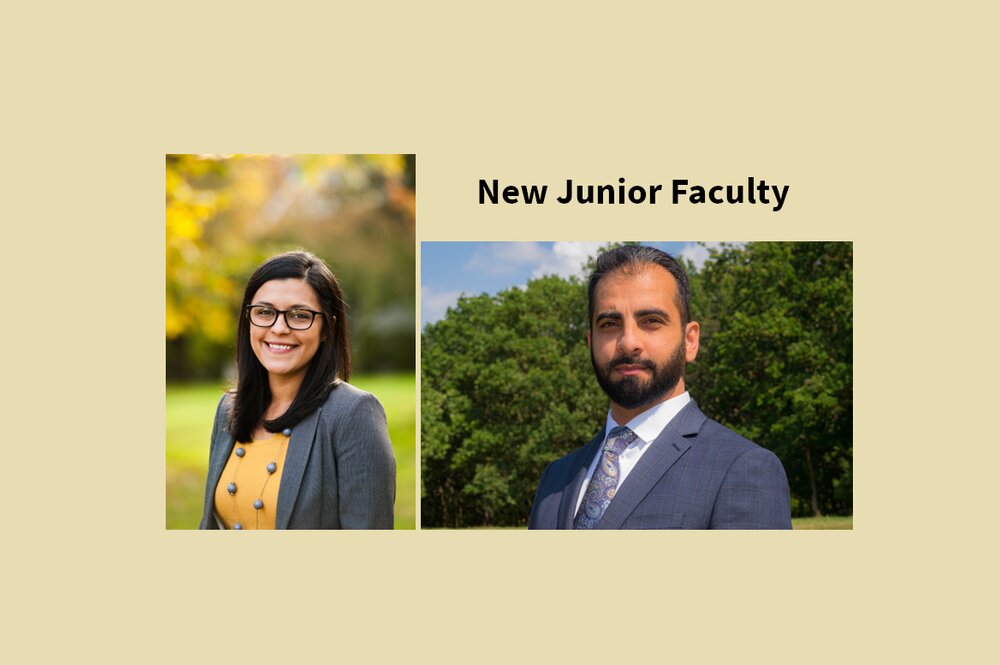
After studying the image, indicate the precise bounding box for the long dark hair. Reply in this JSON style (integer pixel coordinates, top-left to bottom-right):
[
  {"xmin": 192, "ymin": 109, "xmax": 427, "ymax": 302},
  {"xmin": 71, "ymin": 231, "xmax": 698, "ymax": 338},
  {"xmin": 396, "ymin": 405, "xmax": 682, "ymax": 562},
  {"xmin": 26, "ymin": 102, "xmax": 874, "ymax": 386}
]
[{"xmin": 230, "ymin": 251, "xmax": 351, "ymax": 442}]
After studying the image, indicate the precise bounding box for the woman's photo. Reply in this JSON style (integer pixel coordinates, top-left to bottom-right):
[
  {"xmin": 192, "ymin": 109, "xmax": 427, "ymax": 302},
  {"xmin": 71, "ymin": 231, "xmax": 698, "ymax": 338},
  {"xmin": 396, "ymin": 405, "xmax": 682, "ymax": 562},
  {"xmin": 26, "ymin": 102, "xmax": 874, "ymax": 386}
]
[
  {"xmin": 166, "ymin": 154, "xmax": 416, "ymax": 529},
  {"xmin": 200, "ymin": 251, "xmax": 396, "ymax": 529}
]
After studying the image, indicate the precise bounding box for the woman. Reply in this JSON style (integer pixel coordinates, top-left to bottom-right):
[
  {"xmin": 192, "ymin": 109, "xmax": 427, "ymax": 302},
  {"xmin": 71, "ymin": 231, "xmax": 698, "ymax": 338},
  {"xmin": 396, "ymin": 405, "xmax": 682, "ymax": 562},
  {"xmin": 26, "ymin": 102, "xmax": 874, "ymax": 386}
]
[{"xmin": 199, "ymin": 251, "xmax": 395, "ymax": 529}]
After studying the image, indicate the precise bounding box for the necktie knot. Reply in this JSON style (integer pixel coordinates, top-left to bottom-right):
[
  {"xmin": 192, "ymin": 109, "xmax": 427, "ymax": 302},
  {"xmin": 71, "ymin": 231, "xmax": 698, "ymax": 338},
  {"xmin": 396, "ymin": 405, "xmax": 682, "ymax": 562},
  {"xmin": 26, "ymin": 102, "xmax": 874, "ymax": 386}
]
[{"xmin": 604, "ymin": 426, "xmax": 637, "ymax": 455}]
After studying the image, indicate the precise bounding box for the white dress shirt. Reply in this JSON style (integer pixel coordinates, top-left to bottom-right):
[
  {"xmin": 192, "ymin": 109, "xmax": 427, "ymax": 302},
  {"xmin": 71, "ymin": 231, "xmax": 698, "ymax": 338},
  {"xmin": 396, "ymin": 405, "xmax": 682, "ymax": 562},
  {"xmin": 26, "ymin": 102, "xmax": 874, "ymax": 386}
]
[{"xmin": 574, "ymin": 391, "xmax": 692, "ymax": 517}]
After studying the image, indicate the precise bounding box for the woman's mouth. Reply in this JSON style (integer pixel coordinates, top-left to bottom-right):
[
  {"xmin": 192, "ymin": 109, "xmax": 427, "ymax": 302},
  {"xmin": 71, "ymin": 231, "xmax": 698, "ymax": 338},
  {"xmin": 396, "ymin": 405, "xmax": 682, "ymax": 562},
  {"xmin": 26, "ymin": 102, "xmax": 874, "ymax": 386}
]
[{"xmin": 264, "ymin": 341, "xmax": 297, "ymax": 354}]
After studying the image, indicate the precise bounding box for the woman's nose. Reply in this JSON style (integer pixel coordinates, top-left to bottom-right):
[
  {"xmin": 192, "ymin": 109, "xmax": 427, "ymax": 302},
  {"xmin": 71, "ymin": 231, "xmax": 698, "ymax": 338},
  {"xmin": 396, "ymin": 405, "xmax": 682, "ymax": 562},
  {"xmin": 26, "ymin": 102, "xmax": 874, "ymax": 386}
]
[{"xmin": 271, "ymin": 313, "xmax": 292, "ymax": 333}]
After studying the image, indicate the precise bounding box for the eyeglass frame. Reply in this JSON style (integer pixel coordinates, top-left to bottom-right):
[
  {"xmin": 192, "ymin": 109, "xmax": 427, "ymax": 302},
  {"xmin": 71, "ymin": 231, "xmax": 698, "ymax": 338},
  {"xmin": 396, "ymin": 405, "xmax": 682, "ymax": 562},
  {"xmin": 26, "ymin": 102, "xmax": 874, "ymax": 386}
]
[{"xmin": 245, "ymin": 304, "xmax": 328, "ymax": 331}]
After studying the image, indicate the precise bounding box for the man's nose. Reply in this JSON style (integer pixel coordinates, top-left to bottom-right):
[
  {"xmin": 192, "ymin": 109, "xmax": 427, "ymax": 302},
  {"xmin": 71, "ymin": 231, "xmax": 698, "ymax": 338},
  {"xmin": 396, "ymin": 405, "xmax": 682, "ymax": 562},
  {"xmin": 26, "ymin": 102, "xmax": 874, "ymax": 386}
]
[{"xmin": 618, "ymin": 320, "xmax": 641, "ymax": 354}]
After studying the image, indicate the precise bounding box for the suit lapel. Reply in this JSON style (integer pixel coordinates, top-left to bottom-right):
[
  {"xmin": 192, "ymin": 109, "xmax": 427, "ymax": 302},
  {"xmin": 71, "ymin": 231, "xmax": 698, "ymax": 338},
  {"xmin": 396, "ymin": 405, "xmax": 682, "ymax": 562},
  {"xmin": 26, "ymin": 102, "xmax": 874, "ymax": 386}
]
[
  {"xmin": 557, "ymin": 430, "xmax": 606, "ymax": 529},
  {"xmin": 274, "ymin": 405, "xmax": 321, "ymax": 529},
  {"xmin": 596, "ymin": 400, "xmax": 707, "ymax": 529}
]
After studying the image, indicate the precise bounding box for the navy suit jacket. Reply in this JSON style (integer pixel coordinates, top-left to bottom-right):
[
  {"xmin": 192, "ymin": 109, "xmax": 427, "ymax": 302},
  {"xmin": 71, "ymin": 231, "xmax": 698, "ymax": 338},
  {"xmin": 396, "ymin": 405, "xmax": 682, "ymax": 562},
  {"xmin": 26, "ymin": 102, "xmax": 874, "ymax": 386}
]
[{"xmin": 528, "ymin": 400, "xmax": 791, "ymax": 529}]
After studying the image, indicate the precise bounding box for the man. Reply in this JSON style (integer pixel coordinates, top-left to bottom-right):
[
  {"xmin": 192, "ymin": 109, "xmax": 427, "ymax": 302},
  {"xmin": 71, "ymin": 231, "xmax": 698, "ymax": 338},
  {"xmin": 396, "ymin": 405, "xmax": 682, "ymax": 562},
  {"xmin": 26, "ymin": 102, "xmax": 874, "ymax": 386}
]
[{"xmin": 528, "ymin": 245, "xmax": 791, "ymax": 529}]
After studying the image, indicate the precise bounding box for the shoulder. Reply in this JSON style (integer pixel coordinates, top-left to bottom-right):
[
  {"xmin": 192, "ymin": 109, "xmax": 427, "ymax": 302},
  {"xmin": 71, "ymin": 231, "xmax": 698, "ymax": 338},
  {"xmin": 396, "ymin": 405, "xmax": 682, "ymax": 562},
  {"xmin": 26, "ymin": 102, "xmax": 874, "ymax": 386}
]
[
  {"xmin": 216, "ymin": 390, "xmax": 235, "ymax": 412},
  {"xmin": 697, "ymin": 417, "xmax": 760, "ymax": 451},
  {"xmin": 319, "ymin": 381, "xmax": 383, "ymax": 411},
  {"xmin": 695, "ymin": 417, "xmax": 791, "ymax": 528},
  {"xmin": 212, "ymin": 391, "xmax": 235, "ymax": 430},
  {"xmin": 695, "ymin": 416, "xmax": 786, "ymax": 481},
  {"xmin": 549, "ymin": 443, "xmax": 594, "ymax": 469},
  {"xmin": 541, "ymin": 431, "xmax": 602, "ymax": 480},
  {"xmin": 315, "ymin": 381, "xmax": 388, "ymax": 427},
  {"xmin": 697, "ymin": 416, "xmax": 777, "ymax": 460},
  {"xmin": 673, "ymin": 401, "xmax": 784, "ymax": 475},
  {"xmin": 679, "ymin": 400, "xmax": 765, "ymax": 454},
  {"xmin": 314, "ymin": 382, "xmax": 393, "ymax": 464}
]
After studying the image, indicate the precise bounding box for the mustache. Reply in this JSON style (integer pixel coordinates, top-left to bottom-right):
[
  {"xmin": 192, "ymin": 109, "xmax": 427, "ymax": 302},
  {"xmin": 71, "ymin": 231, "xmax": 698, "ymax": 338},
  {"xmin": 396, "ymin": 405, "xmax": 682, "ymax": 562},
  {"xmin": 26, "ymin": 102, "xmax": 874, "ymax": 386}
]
[{"xmin": 606, "ymin": 354, "xmax": 655, "ymax": 372}]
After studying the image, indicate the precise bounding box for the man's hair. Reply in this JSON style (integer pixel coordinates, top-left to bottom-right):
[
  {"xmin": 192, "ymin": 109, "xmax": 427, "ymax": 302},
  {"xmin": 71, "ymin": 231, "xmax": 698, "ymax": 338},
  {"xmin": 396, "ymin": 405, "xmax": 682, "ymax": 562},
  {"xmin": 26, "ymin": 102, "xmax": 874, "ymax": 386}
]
[{"xmin": 587, "ymin": 245, "xmax": 691, "ymax": 328}]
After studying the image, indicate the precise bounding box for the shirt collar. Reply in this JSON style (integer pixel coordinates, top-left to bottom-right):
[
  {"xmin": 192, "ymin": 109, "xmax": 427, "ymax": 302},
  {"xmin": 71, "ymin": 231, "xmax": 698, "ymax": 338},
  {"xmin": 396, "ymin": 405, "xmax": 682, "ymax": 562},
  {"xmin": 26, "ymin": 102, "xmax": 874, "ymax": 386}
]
[{"xmin": 603, "ymin": 391, "xmax": 691, "ymax": 447}]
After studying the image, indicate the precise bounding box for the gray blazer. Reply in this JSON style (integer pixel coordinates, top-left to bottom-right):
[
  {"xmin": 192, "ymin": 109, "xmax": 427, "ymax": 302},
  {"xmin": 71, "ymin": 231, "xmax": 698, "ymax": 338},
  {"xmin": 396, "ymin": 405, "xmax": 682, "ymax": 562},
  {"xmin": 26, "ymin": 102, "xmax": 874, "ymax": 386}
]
[
  {"xmin": 199, "ymin": 381, "xmax": 395, "ymax": 529},
  {"xmin": 528, "ymin": 400, "xmax": 791, "ymax": 529}
]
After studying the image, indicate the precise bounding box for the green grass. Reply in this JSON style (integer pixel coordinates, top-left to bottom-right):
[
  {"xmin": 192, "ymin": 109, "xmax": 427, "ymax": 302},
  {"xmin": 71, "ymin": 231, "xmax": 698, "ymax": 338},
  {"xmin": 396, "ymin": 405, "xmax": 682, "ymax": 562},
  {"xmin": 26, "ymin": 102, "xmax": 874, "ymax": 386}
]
[
  {"xmin": 437, "ymin": 516, "xmax": 854, "ymax": 530},
  {"xmin": 792, "ymin": 516, "xmax": 852, "ymax": 530},
  {"xmin": 166, "ymin": 373, "xmax": 416, "ymax": 529},
  {"xmin": 441, "ymin": 518, "xmax": 853, "ymax": 530},
  {"xmin": 353, "ymin": 373, "xmax": 416, "ymax": 529}
]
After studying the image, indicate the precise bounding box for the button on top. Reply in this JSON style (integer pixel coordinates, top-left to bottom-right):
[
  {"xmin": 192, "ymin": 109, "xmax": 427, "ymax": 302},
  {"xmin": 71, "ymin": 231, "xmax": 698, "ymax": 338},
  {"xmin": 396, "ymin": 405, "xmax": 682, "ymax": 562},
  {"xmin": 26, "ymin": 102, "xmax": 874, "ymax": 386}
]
[
  {"xmin": 235, "ymin": 447, "xmax": 245, "ymax": 458},
  {"xmin": 282, "ymin": 428, "xmax": 292, "ymax": 437},
  {"xmin": 267, "ymin": 462, "xmax": 277, "ymax": 474}
]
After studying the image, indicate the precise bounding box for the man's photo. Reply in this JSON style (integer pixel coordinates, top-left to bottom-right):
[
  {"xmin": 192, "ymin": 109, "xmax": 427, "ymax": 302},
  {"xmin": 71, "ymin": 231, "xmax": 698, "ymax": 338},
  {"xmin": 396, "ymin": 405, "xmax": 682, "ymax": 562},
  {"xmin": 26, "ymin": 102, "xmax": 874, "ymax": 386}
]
[{"xmin": 421, "ymin": 241, "xmax": 853, "ymax": 529}]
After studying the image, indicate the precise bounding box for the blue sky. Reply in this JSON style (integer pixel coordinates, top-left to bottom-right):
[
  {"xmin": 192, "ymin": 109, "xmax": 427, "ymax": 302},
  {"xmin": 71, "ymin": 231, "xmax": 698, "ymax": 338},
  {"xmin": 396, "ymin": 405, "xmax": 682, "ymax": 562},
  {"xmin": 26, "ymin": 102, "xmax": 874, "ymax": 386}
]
[{"xmin": 421, "ymin": 241, "xmax": 728, "ymax": 327}]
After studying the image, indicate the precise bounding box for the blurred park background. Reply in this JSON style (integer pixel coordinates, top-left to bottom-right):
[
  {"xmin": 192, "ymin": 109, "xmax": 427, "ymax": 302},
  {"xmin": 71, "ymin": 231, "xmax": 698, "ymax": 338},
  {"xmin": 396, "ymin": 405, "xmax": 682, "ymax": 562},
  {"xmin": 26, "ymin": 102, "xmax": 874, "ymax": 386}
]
[
  {"xmin": 421, "ymin": 241, "xmax": 852, "ymax": 529},
  {"xmin": 166, "ymin": 154, "xmax": 416, "ymax": 529}
]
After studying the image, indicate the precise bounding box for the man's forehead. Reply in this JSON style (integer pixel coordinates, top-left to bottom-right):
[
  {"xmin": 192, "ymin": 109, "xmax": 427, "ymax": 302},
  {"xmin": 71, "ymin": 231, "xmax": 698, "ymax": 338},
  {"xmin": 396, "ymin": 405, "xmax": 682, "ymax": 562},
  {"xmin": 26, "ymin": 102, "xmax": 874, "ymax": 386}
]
[{"xmin": 594, "ymin": 264, "xmax": 679, "ymax": 304}]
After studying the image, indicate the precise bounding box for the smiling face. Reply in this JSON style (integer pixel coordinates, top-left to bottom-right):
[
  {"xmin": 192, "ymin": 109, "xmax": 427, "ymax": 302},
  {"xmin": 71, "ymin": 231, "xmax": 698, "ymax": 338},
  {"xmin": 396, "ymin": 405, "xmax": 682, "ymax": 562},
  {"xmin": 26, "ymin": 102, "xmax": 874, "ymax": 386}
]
[
  {"xmin": 588, "ymin": 264, "xmax": 700, "ymax": 423},
  {"xmin": 248, "ymin": 278, "xmax": 325, "ymax": 386}
]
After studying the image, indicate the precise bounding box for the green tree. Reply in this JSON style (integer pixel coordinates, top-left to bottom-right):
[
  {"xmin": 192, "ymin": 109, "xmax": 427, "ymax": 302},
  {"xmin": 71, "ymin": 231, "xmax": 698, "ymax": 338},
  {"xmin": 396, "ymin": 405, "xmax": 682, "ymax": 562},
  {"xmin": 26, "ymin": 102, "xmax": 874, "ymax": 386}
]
[
  {"xmin": 421, "ymin": 276, "xmax": 606, "ymax": 527},
  {"xmin": 687, "ymin": 242, "xmax": 853, "ymax": 516}
]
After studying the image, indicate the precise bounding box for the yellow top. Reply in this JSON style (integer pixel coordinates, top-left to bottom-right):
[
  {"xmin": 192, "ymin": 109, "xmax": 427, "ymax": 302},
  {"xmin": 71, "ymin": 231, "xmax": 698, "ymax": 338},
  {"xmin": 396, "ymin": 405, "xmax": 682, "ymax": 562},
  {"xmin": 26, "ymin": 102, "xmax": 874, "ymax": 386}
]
[{"xmin": 214, "ymin": 432, "xmax": 291, "ymax": 530}]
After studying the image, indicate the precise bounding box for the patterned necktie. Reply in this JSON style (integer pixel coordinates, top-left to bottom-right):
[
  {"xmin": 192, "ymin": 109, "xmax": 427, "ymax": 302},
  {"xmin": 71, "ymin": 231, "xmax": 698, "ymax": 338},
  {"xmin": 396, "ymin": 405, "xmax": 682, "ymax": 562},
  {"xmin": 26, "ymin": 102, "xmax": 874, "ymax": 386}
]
[{"xmin": 574, "ymin": 426, "xmax": 638, "ymax": 529}]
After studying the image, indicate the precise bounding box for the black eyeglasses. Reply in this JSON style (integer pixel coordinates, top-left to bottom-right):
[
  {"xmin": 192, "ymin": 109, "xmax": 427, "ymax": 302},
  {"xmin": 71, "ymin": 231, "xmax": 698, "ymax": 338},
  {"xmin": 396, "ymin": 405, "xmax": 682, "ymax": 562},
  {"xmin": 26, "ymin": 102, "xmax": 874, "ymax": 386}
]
[{"xmin": 246, "ymin": 305, "xmax": 325, "ymax": 330}]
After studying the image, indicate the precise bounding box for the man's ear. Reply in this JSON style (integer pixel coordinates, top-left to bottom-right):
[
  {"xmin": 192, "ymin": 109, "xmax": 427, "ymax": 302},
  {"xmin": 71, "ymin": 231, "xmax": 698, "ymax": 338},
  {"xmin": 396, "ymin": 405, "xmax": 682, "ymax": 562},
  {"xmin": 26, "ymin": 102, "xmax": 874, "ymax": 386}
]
[{"xmin": 684, "ymin": 321, "xmax": 700, "ymax": 362}]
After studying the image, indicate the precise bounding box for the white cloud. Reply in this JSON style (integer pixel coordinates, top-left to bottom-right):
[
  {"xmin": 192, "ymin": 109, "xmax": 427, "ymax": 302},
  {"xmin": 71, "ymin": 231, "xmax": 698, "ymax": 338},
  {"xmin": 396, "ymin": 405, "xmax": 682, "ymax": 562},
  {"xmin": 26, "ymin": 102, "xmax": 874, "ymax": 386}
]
[
  {"xmin": 530, "ymin": 242, "xmax": 605, "ymax": 279},
  {"xmin": 463, "ymin": 242, "xmax": 547, "ymax": 275},
  {"xmin": 461, "ymin": 241, "xmax": 602, "ymax": 280},
  {"xmin": 679, "ymin": 242, "xmax": 745, "ymax": 269},
  {"xmin": 494, "ymin": 242, "xmax": 549, "ymax": 264},
  {"xmin": 421, "ymin": 286, "xmax": 464, "ymax": 326},
  {"xmin": 679, "ymin": 243, "xmax": 712, "ymax": 269}
]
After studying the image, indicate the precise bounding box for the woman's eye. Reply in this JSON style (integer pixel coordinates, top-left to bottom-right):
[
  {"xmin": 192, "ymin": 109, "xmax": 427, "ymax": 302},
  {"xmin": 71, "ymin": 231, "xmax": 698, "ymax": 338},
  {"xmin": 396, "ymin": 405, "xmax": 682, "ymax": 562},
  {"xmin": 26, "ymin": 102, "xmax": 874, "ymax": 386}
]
[
  {"xmin": 289, "ymin": 310, "xmax": 312, "ymax": 322},
  {"xmin": 257, "ymin": 307, "xmax": 276, "ymax": 317}
]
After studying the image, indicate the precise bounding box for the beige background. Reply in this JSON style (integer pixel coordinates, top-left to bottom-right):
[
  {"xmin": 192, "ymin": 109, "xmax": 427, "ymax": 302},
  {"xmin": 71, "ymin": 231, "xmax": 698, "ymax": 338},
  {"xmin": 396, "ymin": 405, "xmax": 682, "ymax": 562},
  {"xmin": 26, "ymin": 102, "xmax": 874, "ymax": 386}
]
[{"xmin": 5, "ymin": 1, "xmax": 996, "ymax": 662}]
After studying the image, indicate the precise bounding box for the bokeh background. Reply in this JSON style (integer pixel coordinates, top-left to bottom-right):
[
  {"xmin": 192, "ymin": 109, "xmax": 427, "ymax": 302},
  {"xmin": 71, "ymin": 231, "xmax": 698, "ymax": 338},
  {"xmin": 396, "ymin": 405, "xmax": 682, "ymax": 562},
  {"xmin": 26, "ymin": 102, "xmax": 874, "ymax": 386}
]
[{"xmin": 166, "ymin": 154, "xmax": 416, "ymax": 529}]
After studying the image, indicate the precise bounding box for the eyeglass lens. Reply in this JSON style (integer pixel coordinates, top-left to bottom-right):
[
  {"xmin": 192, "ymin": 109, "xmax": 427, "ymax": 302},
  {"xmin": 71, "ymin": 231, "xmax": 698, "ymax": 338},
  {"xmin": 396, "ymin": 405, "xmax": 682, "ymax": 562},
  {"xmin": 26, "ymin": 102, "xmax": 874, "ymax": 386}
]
[{"xmin": 249, "ymin": 306, "xmax": 315, "ymax": 329}]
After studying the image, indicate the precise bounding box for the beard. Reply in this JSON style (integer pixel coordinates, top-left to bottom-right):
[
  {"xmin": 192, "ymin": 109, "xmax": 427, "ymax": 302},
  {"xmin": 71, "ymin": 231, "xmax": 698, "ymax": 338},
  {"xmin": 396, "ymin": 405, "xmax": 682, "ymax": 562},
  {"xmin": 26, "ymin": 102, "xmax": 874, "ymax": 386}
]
[{"xmin": 591, "ymin": 339, "xmax": 687, "ymax": 410}]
